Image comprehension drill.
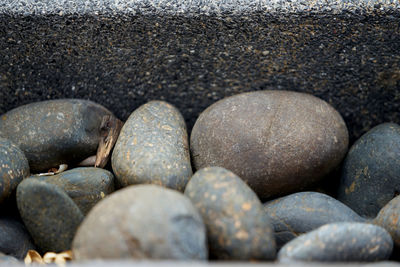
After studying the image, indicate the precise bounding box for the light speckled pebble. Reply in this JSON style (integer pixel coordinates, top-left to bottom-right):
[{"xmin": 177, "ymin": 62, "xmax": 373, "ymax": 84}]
[
  {"xmin": 112, "ymin": 100, "xmax": 192, "ymax": 191},
  {"xmin": 278, "ymin": 222, "xmax": 393, "ymax": 262},
  {"xmin": 73, "ymin": 184, "xmax": 207, "ymax": 261},
  {"xmin": 264, "ymin": 192, "xmax": 365, "ymax": 249},
  {"xmin": 184, "ymin": 167, "xmax": 276, "ymax": 260},
  {"xmin": 0, "ymin": 137, "xmax": 30, "ymax": 204}
]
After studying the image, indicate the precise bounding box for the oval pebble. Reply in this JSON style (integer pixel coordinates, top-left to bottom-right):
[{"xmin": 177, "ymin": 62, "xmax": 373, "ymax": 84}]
[
  {"xmin": 0, "ymin": 99, "xmax": 113, "ymax": 172},
  {"xmin": 73, "ymin": 184, "xmax": 207, "ymax": 260},
  {"xmin": 0, "ymin": 137, "xmax": 30, "ymax": 204},
  {"xmin": 34, "ymin": 167, "xmax": 114, "ymax": 215},
  {"xmin": 278, "ymin": 222, "xmax": 393, "ymax": 262},
  {"xmin": 16, "ymin": 179, "xmax": 84, "ymax": 252},
  {"xmin": 191, "ymin": 90, "xmax": 348, "ymax": 200},
  {"xmin": 374, "ymin": 195, "xmax": 400, "ymax": 248},
  {"xmin": 338, "ymin": 123, "xmax": 400, "ymax": 218},
  {"xmin": 264, "ymin": 191, "xmax": 365, "ymax": 249},
  {"xmin": 112, "ymin": 101, "xmax": 192, "ymax": 191},
  {"xmin": 0, "ymin": 252, "xmax": 19, "ymax": 263},
  {"xmin": 184, "ymin": 167, "xmax": 276, "ymax": 260}
]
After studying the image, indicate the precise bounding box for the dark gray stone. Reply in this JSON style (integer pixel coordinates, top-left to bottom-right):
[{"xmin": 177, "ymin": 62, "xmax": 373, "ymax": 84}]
[
  {"xmin": 374, "ymin": 195, "xmax": 400, "ymax": 248},
  {"xmin": 0, "ymin": 99, "xmax": 113, "ymax": 172},
  {"xmin": 278, "ymin": 222, "xmax": 393, "ymax": 262},
  {"xmin": 1, "ymin": 0, "xmax": 400, "ymax": 144},
  {"xmin": 16, "ymin": 179, "xmax": 84, "ymax": 253},
  {"xmin": 338, "ymin": 123, "xmax": 400, "ymax": 218},
  {"xmin": 191, "ymin": 91, "xmax": 348, "ymax": 200},
  {"xmin": 0, "ymin": 216, "xmax": 36, "ymax": 259},
  {"xmin": 184, "ymin": 167, "xmax": 276, "ymax": 261},
  {"xmin": 33, "ymin": 167, "xmax": 115, "ymax": 215},
  {"xmin": 264, "ymin": 191, "xmax": 365, "ymax": 249},
  {"xmin": 73, "ymin": 184, "xmax": 207, "ymax": 261},
  {"xmin": 112, "ymin": 101, "xmax": 192, "ymax": 191},
  {"xmin": 0, "ymin": 137, "xmax": 30, "ymax": 204}
]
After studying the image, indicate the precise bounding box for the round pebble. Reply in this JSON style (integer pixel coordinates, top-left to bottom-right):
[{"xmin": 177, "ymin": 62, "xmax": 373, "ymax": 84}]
[
  {"xmin": 0, "ymin": 99, "xmax": 114, "ymax": 172},
  {"xmin": 16, "ymin": 179, "xmax": 84, "ymax": 252},
  {"xmin": 0, "ymin": 137, "xmax": 30, "ymax": 204},
  {"xmin": 34, "ymin": 167, "xmax": 114, "ymax": 215},
  {"xmin": 338, "ymin": 123, "xmax": 400, "ymax": 218},
  {"xmin": 112, "ymin": 101, "xmax": 192, "ymax": 191},
  {"xmin": 278, "ymin": 222, "xmax": 393, "ymax": 262},
  {"xmin": 73, "ymin": 184, "xmax": 207, "ymax": 260},
  {"xmin": 184, "ymin": 167, "xmax": 276, "ymax": 260},
  {"xmin": 0, "ymin": 252, "xmax": 19, "ymax": 263},
  {"xmin": 191, "ymin": 90, "xmax": 348, "ymax": 200},
  {"xmin": 264, "ymin": 191, "xmax": 365, "ymax": 249},
  {"xmin": 374, "ymin": 195, "xmax": 400, "ymax": 248}
]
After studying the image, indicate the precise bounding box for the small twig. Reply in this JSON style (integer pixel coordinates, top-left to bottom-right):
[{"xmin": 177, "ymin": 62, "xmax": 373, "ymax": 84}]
[{"xmin": 36, "ymin": 164, "xmax": 68, "ymax": 176}]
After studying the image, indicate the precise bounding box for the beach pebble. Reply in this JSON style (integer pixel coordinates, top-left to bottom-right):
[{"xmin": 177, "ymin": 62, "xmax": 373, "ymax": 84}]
[
  {"xmin": 184, "ymin": 167, "xmax": 276, "ymax": 260},
  {"xmin": 374, "ymin": 195, "xmax": 400, "ymax": 248},
  {"xmin": 112, "ymin": 101, "xmax": 192, "ymax": 191},
  {"xmin": 0, "ymin": 99, "xmax": 114, "ymax": 172},
  {"xmin": 264, "ymin": 191, "xmax": 365, "ymax": 248},
  {"xmin": 338, "ymin": 123, "xmax": 400, "ymax": 218},
  {"xmin": 73, "ymin": 184, "xmax": 207, "ymax": 260},
  {"xmin": 191, "ymin": 90, "xmax": 348, "ymax": 199},
  {"xmin": 278, "ymin": 222, "xmax": 393, "ymax": 262}
]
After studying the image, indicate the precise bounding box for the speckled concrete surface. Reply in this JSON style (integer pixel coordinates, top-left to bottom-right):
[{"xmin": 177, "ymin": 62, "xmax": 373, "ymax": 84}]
[{"xmin": 0, "ymin": 0, "xmax": 399, "ymax": 143}]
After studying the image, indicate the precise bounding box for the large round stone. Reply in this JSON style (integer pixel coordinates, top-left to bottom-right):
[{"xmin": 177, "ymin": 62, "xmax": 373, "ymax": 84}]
[
  {"xmin": 34, "ymin": 167, "xmax": 114, "ymax": 215},
  {"xmin": 0, "ymin": 137, "xmax": 30, "ymax": 204},
  {"xmin": 0, "ymin": 99, "xmax": 113, "ymax": 172},
  {"xmin": 191, "ymin": 90, "xmax": 348, "ymax": 199},
  {"xmin": 184, "ymin": 167, "xmax": 276, "ymax": 260},
  {"xmin": 72, "ymin": 184, "xmax": 207, "ymax": 260},
  {"xmin": 264, "ymin": 191, "xmax": 365, "ymax": 249},
  {"xmin": 338, "ymin": 123, "xmax": 400, "ymax": 218},
  {"xmin": 278, "ymin": 222, "xmax": 393, "ymax": 262},
  {"xmin": 16, "ymin": 179, "xmax": 84, "ymax": 252},
  {"xmin": 112, "ymin": 101, "xmax": 192, "ymax": 191}
]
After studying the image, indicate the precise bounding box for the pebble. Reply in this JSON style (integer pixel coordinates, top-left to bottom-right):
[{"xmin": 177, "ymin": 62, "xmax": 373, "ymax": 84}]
[
  {"xmin": 112, "ymin": 101, "xmax": 192, "ymax": 191},
  {"xmin": 0, "ymin": 216, "xmax": 36, "ymax": 259},
  {"xmin": 190, "ymin": 90, "xmax": 348, "ymax": 200},
  {"xmin": 338, "ymin": 123, "xmax": 400, "ymax": 218},
  {"xmin": 184, "ymin": 167, "xmax": 276, "ymax": 260},
  {"xmin": 0, "ymin": 252, "xmax": 19, "ymax": 263},
  {"xmin": 0, "ymin": 137, "xmax": 30, "ymax": 204},
  {"xmin": 0, "ymin": 99, "xmax": 114, "ymax": 172},
  {"xmin": 16, "ymin": 179, "xmax": 84, "ymax": 252},
  {"xmin": 73, "ymin": 184, "xmax": 207, "ymax": 260},
  {"xmin": 34, "ymin": 167, "xmax": 114, "ymax": 215},
  {"xmin": 374, "ymin": 195, "xmax": 400, "ymax": 248},
  {"xmin": 278, "ymin": 222, "xmax": 393, "ymax": 262},
  {"xmin": 264, "ymin": 191, "xmax": 365, "ymax": 249}
]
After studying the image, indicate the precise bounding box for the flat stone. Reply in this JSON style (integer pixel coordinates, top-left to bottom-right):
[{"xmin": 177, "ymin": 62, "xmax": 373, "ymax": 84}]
[
  {"xmin": 278, "ymin": 222, "xmax": 393, "ymax": 262},
  {"xmin": 33, "ymin": 167, "xmax": 114, "ymax": 215},
  {"xmin": 184, "ymin": 167, "xmax": 276, "ymax": 260},
  {"xmin": 0, "ymin": 137, "xmax": 30, "ymax": 204},
  {"xmin": 1, "ymin": 0, "xmax": 399, "ymax": 144},
  {"xmin": 263, "ymin": 191, "xmax": 365, "ymax": 249},
  {"xmin": 16, "ymin": 179, "xmax": 84, "ymax": 252},
  {"xmin": 0, "ymin": 216, "xmax": 36, "ymax": 259},
  {"xmin": 338, "ymin": 123, "xmax": 400, "ymax": 218},
  {"xmin": 374, "ymin": 195, "xmax": 400, "ymax": 248},
  {"xmin": 112, "ymin": 101, "xmax": 192, "ymax": 191},
  {"xmin": 191, "ymin": 91, "xmax": 348, "ymax": 200},
  {"xmin": 0, "ymin": 99, "xmax": 114, "ymax": 172},
  {"xmin": 73, "ymin": 184, "xmax": 207, "ymax": 260}
]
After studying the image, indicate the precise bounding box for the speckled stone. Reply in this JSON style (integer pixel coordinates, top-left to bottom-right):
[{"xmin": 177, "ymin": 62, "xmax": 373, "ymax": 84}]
[
  {"xmin": 33, "ymin": 167, "xmax": 114, "ymax": 215},
  {"xmin": 0, "ymin": 99, "xmax": 113, "ymax": 172},
  {"xmin": 264, "ymin": 192, "xmax": 365, "ymax": 249},
  {"xmin": 0, "ymin": 216, "xmax": 36, "ymax": 259},
  {"xmin": 191, "ymin": 91, "xmax": 348, "ymax": 200},
  {"xmin": 73, "ymin": 184, "xmax": 207, "ymax": 260},
  {"xmin": 338, "ymin": 123, "xmax": 400, "ymax": 218},
  {"xmin": 184, "ymin": 167, "xmax": 276, "ymax": 260},
  {"xmin": 0, "ymin": 137, "xmax": 30, "ymax": 204},
  {"xmin": 112, "ymin": 101, "xmax": 192, "ymax": 191},
  {"xmin": 16, "ymin": 179, "xmax": 84, "ymax": 253},
  {"xmin": 374, "ymin": 195, "xmax": 400, "ymax": 248},
  {"xmin": 278, "ymin": 222, "xmax": 393, "ymax": 262}
]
